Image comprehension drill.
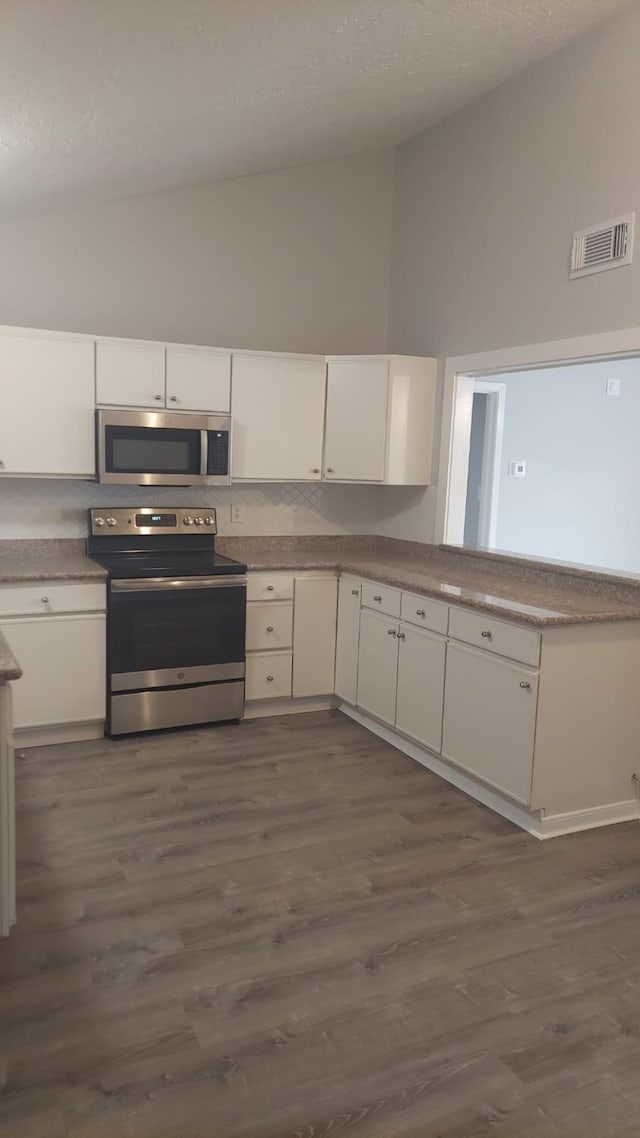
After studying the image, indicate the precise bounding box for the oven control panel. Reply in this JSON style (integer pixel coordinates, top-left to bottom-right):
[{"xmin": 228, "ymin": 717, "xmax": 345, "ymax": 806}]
[{"xmin": 90, "ymin": 508, "xmax": 217, "ymax": 536}]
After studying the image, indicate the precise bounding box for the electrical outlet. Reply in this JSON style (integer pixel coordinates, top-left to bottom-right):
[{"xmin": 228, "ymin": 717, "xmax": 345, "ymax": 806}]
[{"xmin": 231, "ymin": 505, "xmax": 244, "ymax": 524}]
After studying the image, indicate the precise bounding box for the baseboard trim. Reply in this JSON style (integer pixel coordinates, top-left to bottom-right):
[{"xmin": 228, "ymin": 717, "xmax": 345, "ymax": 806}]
[
  {"xmin": 340, "ymin": 704, "xmax": 544, "ymax": 838},
  {"xmin": 537, "ymin": 800, "xmax": 640, "ymax": 838},
  {"xmin": 14, "ymin": 721, "xmax": 105, "ymax": 749},
  {"xmin": 243, "ymin": 695, "xmax": 337, "ymax": 720}
]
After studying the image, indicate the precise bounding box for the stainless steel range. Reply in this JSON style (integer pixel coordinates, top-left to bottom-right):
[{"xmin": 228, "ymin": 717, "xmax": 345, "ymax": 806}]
[{"xmin": 86, "ymin": 507, "xmax": 247, "ymax": 736}]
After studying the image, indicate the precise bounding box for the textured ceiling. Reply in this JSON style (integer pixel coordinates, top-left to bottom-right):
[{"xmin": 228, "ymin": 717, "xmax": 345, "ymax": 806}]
[{"xmin": 0, "ymin": 0, "xmax": 631, "ymax": 217}]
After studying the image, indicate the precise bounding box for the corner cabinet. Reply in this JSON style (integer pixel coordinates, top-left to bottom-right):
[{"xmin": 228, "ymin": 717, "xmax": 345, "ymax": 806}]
[
  {"xmin": 231, "ymin": 354, "xmax": 326, "ymax": 481},
  {"xmin": 324, "ymin": 355, "xmax": 437, "ymax": 484},
  {"xmin": 0, "ymin": 329, "xmax": 95, "ymax": 477}
]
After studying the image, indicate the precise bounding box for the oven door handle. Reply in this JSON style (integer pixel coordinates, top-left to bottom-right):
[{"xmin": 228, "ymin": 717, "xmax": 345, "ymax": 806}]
[{"xmin": 111, "ymin": 576, "xmax": 247, "ymax": 592}]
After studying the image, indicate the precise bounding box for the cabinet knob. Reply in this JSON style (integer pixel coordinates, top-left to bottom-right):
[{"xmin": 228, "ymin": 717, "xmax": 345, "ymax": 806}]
[
  {"xmin": 416, "ymin": 609, "xmax": 426, "ymax": 617},
  {"xmin": 481, "ymin": 630, "xmax": 493, "ymax": 639},
  {"xmin": 0, "ymin": 460, "xmax": 4, "ymax": 468},
  {"xmin": 266, "ymin": 585, "xmax": 275, "ymax": 592},
  {"xmin": 41, "ymin": 596, "xmax": 50, "ymax": 604},
  {"xmin": 266, "ymin": 675, "xmax": 274, "ymax": 682},
  {"xmin": 169, "ymin": 395, "xmax": 178, "ymax": 402},
  {"xmin": 326, "ymin": 467, "xmax": 335, "ymax": 473},
  {"xmin": 266, "ymin": 625, "xmax": 274, "ymax": 633},
  {"xmin": 154, "ymin": 393, "xmax": 163, "ymax": 401},
  {"xmin": 397, "ymin": 631, "xmax": 406, "ymax": 641},
  {"xmin": 373, "ymin": 595, "xmax": 382, "ymax": 602},
  {"xmin": 312, "ymin": 468, "xmax": 320, "ymax": 474},
  {"xmin": 387, "ymin": 628, "xmax": 397, "ymax": 637},
  {"xmin": 519, "ymin": 681, "xmax": 531, "ymax": 690},
  {"xmin": 351, "ymin": 589, "xmax": 359, "ymax": 596}
]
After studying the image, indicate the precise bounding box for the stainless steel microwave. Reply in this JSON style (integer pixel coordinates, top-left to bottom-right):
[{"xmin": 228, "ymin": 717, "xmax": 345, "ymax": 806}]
[{"xmin": 96, "ymin": 409, "xmax": 231, "ymax": 486}]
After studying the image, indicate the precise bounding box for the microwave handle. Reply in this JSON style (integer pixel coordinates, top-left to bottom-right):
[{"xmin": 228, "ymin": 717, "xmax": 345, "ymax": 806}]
[{"xmin": 200, "ymin": 430, "xmax": 208, "ymax": 479}]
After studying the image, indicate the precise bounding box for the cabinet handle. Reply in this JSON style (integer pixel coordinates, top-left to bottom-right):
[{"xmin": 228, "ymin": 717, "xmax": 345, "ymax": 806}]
[
  {"xmin": 481, "ymin": 630, "xmax": 493, "ymax": 639},
  {"xmin": 373, "ymin": 595, "xmax": 382, "ymax": 602},
  {"xmin": 41, "ymin": 596, "xmax": 50, "ymax": 604},
  {"xmin": 266, "ymin": 585, "xmax": 275, "ymax": 592},
  {"xmin": 416, "ymin": 608, "xmax": 425, "ymax": 617},
  {"xmin": 266, "ymin": 625, "xmax": 274, "ymax": 633},
  {"xmin": 154, "ymin": 393, "xmax": 163, "ymax": 401},
  {"xmin": 397, "ymin": 631, "xmax": 406, "ymax": 641},
  {"xmin": 169, "ymin": 395, "xmax": 178, "ymax": 403},
  {"xmin": 266, "ymin": 675, "xmax": 274, "ymax": 682},
  {"xmin": 351, "ymin": 589, "xmax": 359, "ymax": 596},
  {"xmin": 519, "ymin": 681, "xmax": 531, "ymax": 690},
  {"xmin": 387, "ymin": 628, "xmax": 397, "ymax": 637},
  {"xmin": 326, "ymin": 467, "xmax": 335, "ymax": 473}
]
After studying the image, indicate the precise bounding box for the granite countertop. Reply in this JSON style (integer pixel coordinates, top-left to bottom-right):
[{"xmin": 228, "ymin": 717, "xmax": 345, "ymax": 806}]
[
  {"xmin": 2, "ymin": 535, "xmax": 640, "ymax": 628},
  {"xmin": 0, "ymin": 630, "xmax": 22, "ymax": 683},
  {"xmin": 0, "ymin": 540, "xmax": 106, "ymax": 583}
]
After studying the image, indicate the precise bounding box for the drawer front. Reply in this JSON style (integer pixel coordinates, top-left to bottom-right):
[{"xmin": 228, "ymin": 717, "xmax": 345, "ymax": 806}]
[
  {"xmin": 361, "ymin": 580, "xmax": 401, "ymax": 618},
  {"xmin": 245, "ymin": 652, "xmax": 292, "ymax": 701},
  {"xmin": 448, "ymin": 606, "xmax": 540, "ymax": 667},
  {"xmin": 0, "ymin": 582, "xmax": 106, "ymax": 618},
  {"xmin": 246, "ymin": 573, "xmax": 294, "ymax": 602},
  {"xmin": 400, "ymin": 591, "xmax": 448, "ymax": 635},
  {"xmin": 246, "ymin": 602, "xmax": 293, "ymax": 651}
]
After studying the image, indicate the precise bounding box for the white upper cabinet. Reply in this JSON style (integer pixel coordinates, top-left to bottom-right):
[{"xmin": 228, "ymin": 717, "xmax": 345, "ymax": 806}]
[
  {"xmin": 165, "ymin": 346, "xmax": 230, "ymax": 412},
  {"xmin": 231, "ymin": 353, "xmax": 326, "ymax": 481},
  {"xmin": 324, "ymin": 355, "xmax": 437, "ymax": 485},
  {"xmin": 96, "ymin": 339, "xmax": 231, "ymax": 412},
  {"xmin": 0, "ymin": 329, "xmax": 95, "ymax": 477},
  {"xmin": 96, "ymin": 339, "xmax": 166, "ymax": 408}
]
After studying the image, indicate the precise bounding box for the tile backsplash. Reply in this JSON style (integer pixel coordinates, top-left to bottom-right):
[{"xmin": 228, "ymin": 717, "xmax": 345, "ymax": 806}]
[{"xmin": 0, "ymin": 479, "xmax": 380, "ymax": 539}]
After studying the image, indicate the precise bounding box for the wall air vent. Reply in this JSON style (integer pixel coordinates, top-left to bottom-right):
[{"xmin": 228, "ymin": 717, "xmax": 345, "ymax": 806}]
[{"xmin": 570, "ymin": 213, "xmax": 634, "ymax": 279}]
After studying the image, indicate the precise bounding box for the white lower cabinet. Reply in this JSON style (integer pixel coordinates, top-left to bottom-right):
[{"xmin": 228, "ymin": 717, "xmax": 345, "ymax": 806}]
[
  {"xmin": 334, "ymin": 577, "xmax": 362, "ymax": 704},
  {"xmin": 356, "ymin": 609, "xmax": 399, "ymax": 726},
  {"xmin": 395, "ymin": 624, "xmax": 446, "ymax": 753},
  {"xmin": 2, "ymin": 615, "xmax": 106, "ymax": 731},
  {"xmin": 292, "ymin": 576, "xmax": 338, "ymax": 698},
  {"xmin": 441, "ymin": 641, "xmax": 538, "ymax": 805},
  {"xmin": 245, "ymin": 652, "xmax": 292, "ymax": 701}
]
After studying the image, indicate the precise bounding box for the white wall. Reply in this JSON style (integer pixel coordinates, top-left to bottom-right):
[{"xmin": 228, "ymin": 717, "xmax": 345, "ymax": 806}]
[
  {"xmin": 486, "ymin": 358, "xmax": 640, "ymax": 573},
  {"xmin": 0, "ymin": 149, "xmax": 393, "ymax": 540},
  {"xmin": 0, "ymin": 150, "xmax": 393, "ymax": 355},
  {"xmin": 382, "ymin": 2, "xmax": 640, "ymax": 544}
]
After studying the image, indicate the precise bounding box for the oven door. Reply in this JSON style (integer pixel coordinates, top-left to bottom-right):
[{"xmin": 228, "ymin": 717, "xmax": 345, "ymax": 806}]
[
  {"xmin": 97, "ymin": 409, "xmax": 211, "ymax": 486},
  {"xmin": 109, "ymin": 576, "xmax": 247, "ymax": 691}
]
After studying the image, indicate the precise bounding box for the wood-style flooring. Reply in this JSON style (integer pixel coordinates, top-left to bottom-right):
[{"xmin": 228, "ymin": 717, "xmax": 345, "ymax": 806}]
[{"xmin": 2, "ymin": 709, "xmax": 640, "ymax": 1137}]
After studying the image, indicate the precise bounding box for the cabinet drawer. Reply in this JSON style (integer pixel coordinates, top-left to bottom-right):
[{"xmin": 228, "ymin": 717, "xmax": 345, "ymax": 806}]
[
  {"xmin": 246, "ymin": 573, "xmax": 294, "ymax": 602},
  {"xmin": 400, "ymin": 591, "xmax": 448, "ymax": 635},
  {"xmin": 0, "ymin": 582, "xmax": 106, "ymax": 618},
  {"xmin": 448, "ymin": 607, "xmax": 540, "ymax": 667},
  {"xmin": 246, "ymin": 602, "xmax": 293, "ymax": 651},
  {"xmin": 245, "ymin": 652, "xmax": 292, "ymax": 701},
  {"xmin": 361, "ymin": 580, "xmax": 401, "ymax": 618}
]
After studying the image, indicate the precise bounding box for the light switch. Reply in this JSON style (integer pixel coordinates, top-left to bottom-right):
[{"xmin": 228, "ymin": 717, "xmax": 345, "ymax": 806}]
[{"xmin": 606, "ymin": 378, "xmax": 621, "ymax": 396}]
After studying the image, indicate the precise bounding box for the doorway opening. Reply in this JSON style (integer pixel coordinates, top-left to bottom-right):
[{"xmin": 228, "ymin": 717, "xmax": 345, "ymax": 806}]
[{"xmin": 462, "ymin": 381, "xmax": 505, "ymax": 548}]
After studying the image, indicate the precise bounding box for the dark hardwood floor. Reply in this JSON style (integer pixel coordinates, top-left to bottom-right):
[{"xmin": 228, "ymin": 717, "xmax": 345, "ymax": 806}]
[{"xmin": 2, "ymin": 710, "xmax": 640, "ymax": 1137}]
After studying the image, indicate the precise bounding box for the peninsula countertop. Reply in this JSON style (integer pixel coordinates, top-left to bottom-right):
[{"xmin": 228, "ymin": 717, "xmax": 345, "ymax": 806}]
[{"xmin": 2, "ymin": 535, "xmax": 640, "ymax": 628}]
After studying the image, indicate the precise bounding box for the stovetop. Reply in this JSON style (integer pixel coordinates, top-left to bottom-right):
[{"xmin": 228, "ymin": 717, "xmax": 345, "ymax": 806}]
[
  {"xmin": 85, "ymin": 506, "xmax": 246, "ymax": 579},
  {"xmin": 88, "ymin": 550, "xmax": 246, "ymax": 580}
]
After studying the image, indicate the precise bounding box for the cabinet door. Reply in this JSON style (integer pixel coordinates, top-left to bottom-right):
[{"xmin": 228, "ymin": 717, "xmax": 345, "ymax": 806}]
[
  {"xmin": 335, "ymin": 577, "xmax": 362, "ymax": 704},
  {"xmin": 442, "ymin": 642, "xmax": 537, "ymax": 805},
  {"xmin": 96, "ymin": 340, "xmax": 166, "ymax": 408},
  {"xmin": 293, "ymin": 576, "xmax": 338, "ymax": 698},
  {"xmin": 0, "ymin": 333, "xmax": 95, "ymax": 476},
  {"xmin": 324, "ymin": 358, "xmax": 388, "ymax": 481},
  {"xmin": 396, "ymin": 624, "xmax": 446, "ymax": 753},
  {"xmin": 166, "ymin": 347, "xmax": 231, "ymax": 413},
  {"xmin": 356, "ymin": 608, "xmax": 399, "ymax": 726},
  {"xmin": 232, "ymin": 355, "xmax": 326, "ymax": 480},
  {"xmin": 2, "ymin": 616, "xmax": 106, "ymax": 729}
]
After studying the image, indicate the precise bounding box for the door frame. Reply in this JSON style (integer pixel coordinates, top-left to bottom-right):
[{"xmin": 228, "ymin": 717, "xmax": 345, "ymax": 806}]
[{"xmin": 436, "ymin": 325, "xmax": 640, "ymax": 546}]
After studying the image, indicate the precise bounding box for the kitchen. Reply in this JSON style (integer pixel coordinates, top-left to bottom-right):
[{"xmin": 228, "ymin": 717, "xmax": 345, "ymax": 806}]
[{"xmin": 2, "ymin": 2, "xmax": 640, "ymax": 1136}]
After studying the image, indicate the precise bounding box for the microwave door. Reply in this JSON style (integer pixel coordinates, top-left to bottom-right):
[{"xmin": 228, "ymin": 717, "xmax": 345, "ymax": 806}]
[{"xmin": 97, "ymin": 410, "xmax": 208, "ymax": 486}]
